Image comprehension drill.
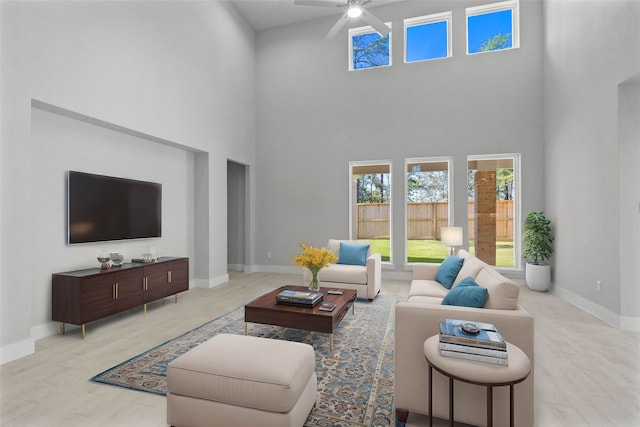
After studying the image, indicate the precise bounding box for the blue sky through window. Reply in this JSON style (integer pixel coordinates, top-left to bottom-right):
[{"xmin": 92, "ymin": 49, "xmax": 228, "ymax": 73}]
[
  {"xmin": 467, "ymin": 9, "xmax": 513, "ymax": 53},
  {"xmin": 406, "ymin": 21, "xmax": 448, "ymax": 62}
]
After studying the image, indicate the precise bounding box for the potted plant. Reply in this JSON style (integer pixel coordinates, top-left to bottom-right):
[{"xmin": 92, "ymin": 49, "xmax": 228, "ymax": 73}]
[{"xmin": 522, "ymin": 211, "xmax": 554, "ymax": 291}]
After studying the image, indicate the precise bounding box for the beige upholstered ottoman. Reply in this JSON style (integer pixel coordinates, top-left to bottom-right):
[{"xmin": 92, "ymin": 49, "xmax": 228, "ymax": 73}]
[{"xmin": 167, "ymin": 334, "xmax": 317, "ymax": 427}]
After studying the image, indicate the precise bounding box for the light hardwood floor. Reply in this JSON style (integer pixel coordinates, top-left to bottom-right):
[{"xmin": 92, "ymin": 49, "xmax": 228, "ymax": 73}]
[{"xmin": 1, "ymin": 272, "xmax": 638, "ymax": 426}]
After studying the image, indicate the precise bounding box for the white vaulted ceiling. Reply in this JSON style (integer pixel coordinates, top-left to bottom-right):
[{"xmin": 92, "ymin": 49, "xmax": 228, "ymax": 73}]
[{"xmin": 230, "ymin": 0, "xmax": 407, "ymax": 31}]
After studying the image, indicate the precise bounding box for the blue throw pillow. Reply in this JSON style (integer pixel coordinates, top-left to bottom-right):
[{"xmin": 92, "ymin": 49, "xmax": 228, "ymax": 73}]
[
  {"xmin": 435, "ymin": 256, "xmax": 464, "ymax": 289},
  {"xmin": 441, "ymin": 276, "xmax": 488, "ymax": 308},
  {"xmin": 338, "ymin": 242, "xmax": 370, "ymax": 266}
]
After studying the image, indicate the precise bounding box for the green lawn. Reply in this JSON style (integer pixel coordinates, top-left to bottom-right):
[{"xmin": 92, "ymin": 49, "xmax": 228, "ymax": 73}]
[{"xmin": 364, "ymin": 239, "xmax": 514, "ymax": 266}]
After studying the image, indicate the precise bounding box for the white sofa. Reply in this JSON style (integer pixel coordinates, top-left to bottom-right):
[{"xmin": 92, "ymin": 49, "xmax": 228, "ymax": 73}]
[
  {"xmin": 303, "ymin": 239, "xmax": 381, "ymax": 301},
  {"xmin": 395, "ymin": 249, "xmax": 534, "ymax": 427}
]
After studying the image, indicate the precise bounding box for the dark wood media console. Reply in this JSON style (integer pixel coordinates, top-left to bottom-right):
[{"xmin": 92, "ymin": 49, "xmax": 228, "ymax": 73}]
[{"xmin": 52, "ymin": 257, "xmax": 188, "ymax": 338}]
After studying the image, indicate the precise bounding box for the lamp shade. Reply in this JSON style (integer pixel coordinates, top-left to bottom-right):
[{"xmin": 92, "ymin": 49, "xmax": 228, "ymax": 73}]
[{"xmin": 441, "ymin": 227, "xmax": 463, "ymax": 247}]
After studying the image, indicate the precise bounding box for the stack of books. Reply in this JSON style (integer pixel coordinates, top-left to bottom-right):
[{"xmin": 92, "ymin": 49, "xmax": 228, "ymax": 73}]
[
  {"xmin": 438, "ymin": 319, "xmax": 508, "ymax": 365},
  {"xmin": 275, "ymin": 290, "xmax": 323, "ymax": 307}
]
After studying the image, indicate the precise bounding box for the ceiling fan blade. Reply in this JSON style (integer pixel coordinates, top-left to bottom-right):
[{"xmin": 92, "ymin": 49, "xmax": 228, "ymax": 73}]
[
  {"xmin": 294, "ymin": 0, "xmax": 346, "ymax": 7},
  {"xmin": 324, "ymin": 12, "xmax": 349, "ymax": 40},
  {"xmin": 361, "ymin": 9, "xmax": 390, "ymax": 36}
]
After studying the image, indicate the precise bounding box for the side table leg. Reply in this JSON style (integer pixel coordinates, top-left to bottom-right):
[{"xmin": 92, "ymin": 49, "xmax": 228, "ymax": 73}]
[
  {"xmin": 487, "ymin": 385, "xmax": 493, "ymax": 427},
  {"xmin": 449, "ymin": 377, "xmax": 454, "ymax": 427},
  {"xmin": 428, "ymin": 365, "xmax": 433, "ymax": 427},
  {"xmin": 510, "ymin": 384, "xmax": 514, "ymax": 427}
]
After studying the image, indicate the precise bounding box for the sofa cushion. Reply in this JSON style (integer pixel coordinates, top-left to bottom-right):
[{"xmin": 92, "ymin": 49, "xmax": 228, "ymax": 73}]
[
  {"xmin": 441, "ymin": 276, "xmax": 488, "ymax": 308},
  {"xmin": 409, "ymin": 280, "xmax": 448, "ymax": 298},
  {"xmin": 406, "ymin": 295, "xmax": 444, "ymax": 305},
  {"xmin": 319, "ymin": 263, "xmax": 367, "ymax": 285},
  {"xmin": 337, "ymin": 242, "xmax": 370, "ymax": 266},
  {"xmin": 452, "ymin": 254, "xmax": 488, "ymax": 286},
  {"xmin": 435, "ymin": 256, "xmax": 464, "ymax": 289},
  {"xmin": 328, "ymin": 239, "xmax": 371, "ymax": 257},
  {"xmin": 475, "ymin": 268, "xmax": 520, "ymax": 310}
]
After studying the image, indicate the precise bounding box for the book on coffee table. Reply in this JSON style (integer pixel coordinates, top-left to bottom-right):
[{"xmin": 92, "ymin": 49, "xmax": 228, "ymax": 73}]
[{"xmin": 275, "ymin": 290, "xmax": 323, "ymax": 307}]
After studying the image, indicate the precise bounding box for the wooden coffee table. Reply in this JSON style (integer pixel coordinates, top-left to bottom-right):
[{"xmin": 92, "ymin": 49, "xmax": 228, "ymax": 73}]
[{"xmin": 244, "ymin": 285, "xmax": 357, "ymax": 351}]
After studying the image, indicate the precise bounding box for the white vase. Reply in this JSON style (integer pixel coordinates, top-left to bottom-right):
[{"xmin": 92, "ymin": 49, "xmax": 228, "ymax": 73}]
[{"xmin": 525, "ymin": 262, "xmax": 551, "ymax": 291}]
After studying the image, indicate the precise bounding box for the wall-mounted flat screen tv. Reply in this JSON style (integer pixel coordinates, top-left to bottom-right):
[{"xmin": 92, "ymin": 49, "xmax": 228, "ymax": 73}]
[{"xmin": 67, "ymin": 171, "xmax": 162, "ymax": 244}]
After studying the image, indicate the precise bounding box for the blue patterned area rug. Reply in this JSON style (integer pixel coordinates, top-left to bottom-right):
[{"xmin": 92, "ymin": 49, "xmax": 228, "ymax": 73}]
[{"xmin": 91, "ymin": 295, "xmax": 398, "ymax": 427}]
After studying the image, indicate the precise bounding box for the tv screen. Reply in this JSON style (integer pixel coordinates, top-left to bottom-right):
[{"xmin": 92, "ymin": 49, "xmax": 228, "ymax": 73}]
[{"xmin": 67, "ymin": 171, "xmax": 162, "ymax": 244}]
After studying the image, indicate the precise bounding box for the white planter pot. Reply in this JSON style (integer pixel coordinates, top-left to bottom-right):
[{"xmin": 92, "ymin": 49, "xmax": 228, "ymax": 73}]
[{"xmin": 525, "ymin": 262, "xmax": 551, "ymax": 291}]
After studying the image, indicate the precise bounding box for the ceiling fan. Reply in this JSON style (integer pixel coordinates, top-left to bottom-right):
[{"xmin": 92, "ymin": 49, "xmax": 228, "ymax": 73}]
[{"xmin": 294, "ymin": 0, "xmax": 391, "ymax": 40}]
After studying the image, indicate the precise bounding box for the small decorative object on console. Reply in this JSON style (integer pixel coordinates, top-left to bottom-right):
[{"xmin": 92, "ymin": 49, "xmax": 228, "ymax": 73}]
[
  {"xmin": 97, "ymin": 251, "xmax": 111, "ymax": 269},
  {"xmin": 109, "ymin": 252, "xmax": 124, "ymax": 266},
  {"xmin": 292, "ymin": 243, "xmax": 338, "ymax": 291}
]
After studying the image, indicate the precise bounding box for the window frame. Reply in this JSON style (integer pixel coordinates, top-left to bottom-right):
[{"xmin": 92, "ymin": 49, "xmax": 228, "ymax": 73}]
[
  {"xmin": 404, "ymin": 11, "xmax": 452, "ymax": 63},
  {"xmin": 349, "ymin": 160, "xmax": 393, "ymax": 264},
  {"xmin": 348, "ymin": 24, "xmax": 393, "ymax": 71},
  {"xmin": 404, "ymin": 156, "xmax": 453, "ymax": 266},
  {"xmin": 466, "ymin": 0, "xmax": 520, "ymax": 55}
]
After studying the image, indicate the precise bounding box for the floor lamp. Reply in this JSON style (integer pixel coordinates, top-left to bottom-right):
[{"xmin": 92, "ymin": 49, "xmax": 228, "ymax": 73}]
[{"xmin": 441, "ymin": 227, "xmax": 463, "ymax": 256}]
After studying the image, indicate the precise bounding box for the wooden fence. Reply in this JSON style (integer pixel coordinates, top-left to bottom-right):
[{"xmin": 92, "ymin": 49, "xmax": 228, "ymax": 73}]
[{"xmin": 356, "ymin": 201, "xmax": 514, "ymax": 241}]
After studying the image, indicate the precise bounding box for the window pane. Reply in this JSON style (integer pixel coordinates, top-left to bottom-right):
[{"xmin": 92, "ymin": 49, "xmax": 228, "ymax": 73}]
[
  {"xmin": 406, "ymin": 20, "xmax": 448, "ymax": 62},
  {"xmin": 467, "ymin": 157, "xmax": 517, "ymax": 267},
  {"xmin": 351, "ymin": 163, "xmax": 391, "ymax": 262},
  {"xmin": 467, "ymin": 8, "xmax": 514, "ymax": 54},
  {"xmin": 406, "ymin": 159, "xmax": 450, "ymax": 263},
  {"xmin": 351, "ymin": 31, "xmax": 390, "ymax": 70}
]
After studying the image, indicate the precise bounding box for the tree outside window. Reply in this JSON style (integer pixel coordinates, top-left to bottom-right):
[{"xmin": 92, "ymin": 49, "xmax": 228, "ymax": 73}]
[{"xmin": 349, "ymin": 25, "xmax": 392, "ymax": 70}]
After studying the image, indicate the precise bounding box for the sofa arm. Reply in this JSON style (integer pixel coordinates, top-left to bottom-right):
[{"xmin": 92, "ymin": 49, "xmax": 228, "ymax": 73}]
[
  {"xmin": 366, "ymin": 253, "xmax": 381, "ymax": 300},
  {"xmin": 412, "ymin": 263, "xmax": 439, "ymax": 280},
  {"xmin": 394, "ymin": 302, "xmax": 534, "ymax": 426}
]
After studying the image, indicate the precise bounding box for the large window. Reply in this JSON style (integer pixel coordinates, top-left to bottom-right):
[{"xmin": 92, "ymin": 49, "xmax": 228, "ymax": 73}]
[
  {"xmin": 405, "ymin": 158, "xmax": 452, "ymax": 263},
  {"xmin": 349, "ymin": 24, "xmax": 392, "ymax": 71},
  {"xmin": 467, "ymin": 154, "xmax": 520, "ymax": 268},
  {"xmin": 467, "ymin": 0, "xmax": 519, "ymax": 54},
  {"xmin": 350, "ymin": 161, "xmax": 392, "ymax": 262},
  {"xmin": 404, "ymin": 12, "xmax": 452, "ymax": 63}
]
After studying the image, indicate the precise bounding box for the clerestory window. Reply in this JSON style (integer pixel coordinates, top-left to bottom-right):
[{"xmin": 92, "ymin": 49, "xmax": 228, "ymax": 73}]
[
  {"xmin": 349, "ymin": 24, "xmax": 392, "ymax": 71},
  {"xmin": 404, "ymin": 12, "xmax": 452, "ymax": 63},
  {"xmin": 466, "ymin": 0, "xmax": 520, "ymax": 55}
]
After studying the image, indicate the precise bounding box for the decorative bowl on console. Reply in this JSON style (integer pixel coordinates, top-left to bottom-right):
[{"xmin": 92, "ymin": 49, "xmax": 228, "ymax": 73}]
[
  {"xmin": 97, "ymin": 254, "xmax": 111, "ymax": 269},
  {"xmin": 110, "ymin": 252, "xmax": 124, "ymax": 266}
]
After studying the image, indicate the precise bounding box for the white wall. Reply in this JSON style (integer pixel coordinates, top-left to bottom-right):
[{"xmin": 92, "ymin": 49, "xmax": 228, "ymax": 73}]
[
  {"xmin": 29, "ymin": 105, "xmax": 195, "ymax": 337},
  {"xmin": 544, "ymin": 0, "xmax": 640, "ymax": 328},
  {"xmin": 254, "ymin": 0, "xmax": 544, "ymax": 271},
  {"xmin": 0, "ymin": 0, "xmax": 256, "ymax": 363}
]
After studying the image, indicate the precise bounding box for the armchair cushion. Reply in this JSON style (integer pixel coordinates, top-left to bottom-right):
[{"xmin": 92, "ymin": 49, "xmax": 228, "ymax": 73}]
[
  {"xmin": 435, "ymin": 256, "xmax": 464, "ymax": 289},
  {"xmin": 337, "ymin": 242, "xmax": 370, "ymax": 266},
  {"xmin": 441, "ymin": 276, "xmax": 488, "ymax": 308}
]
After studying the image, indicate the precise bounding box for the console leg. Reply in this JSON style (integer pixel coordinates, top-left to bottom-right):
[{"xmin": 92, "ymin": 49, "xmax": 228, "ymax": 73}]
[
  {"xmin": 81, "ymin": 324, "xmax": 86, "ymax": 339},
  {"xmin": 144, "ymin": 303, "xmax": 147, "ymax": 315},
  {"xmin": 330, "ymin": 333, "xmax": 334, "ymax": 352},
  {"xmin": 175, "ymin": 294, "xmax": 178, "ymax": 304},
  {"xmin": 60, "ymin": 323, "xmax": 66, "ymax": 335}
]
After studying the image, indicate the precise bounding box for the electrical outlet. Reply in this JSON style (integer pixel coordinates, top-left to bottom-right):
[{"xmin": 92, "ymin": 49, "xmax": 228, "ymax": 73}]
[
  {"xmin": 267, "ymin": 251, "xmax": 272, "ymax": 259},
  {"xmin": 595, "ymin": 280, "xmax": 602, "ymax": 292}
]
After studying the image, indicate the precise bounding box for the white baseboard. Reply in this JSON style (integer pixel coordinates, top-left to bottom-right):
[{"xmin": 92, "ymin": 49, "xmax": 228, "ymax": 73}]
[
  {"xmin": 0, "ymin": 338, "xmax": 35, "ymax": 366},
  {"xmin": 227, "ymin": 263, "xmax": 245, "ymax": 272},
  {"xmin": 30, "ymin": 321, "xmax": 61, "ymax": 341},
  {"xmin": 253, "ymin": 265, "xmax": 301, "ymax": 274},
  {"xmin": 193, "ymin": 274, "xmax": 229, "ymax": 289},
  {"xmin": 620, "ymin": 315, "xmax": 640, "ymax": 332},
  {"xmin": 553, "ymin": 285, "xmax": 640, "ymax": 331}
]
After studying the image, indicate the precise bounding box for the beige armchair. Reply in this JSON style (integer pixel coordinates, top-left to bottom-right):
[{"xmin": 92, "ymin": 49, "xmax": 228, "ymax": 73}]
[{"xmin": 303, "ymin": 239, "xmax": 381, "ymax": 301}]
